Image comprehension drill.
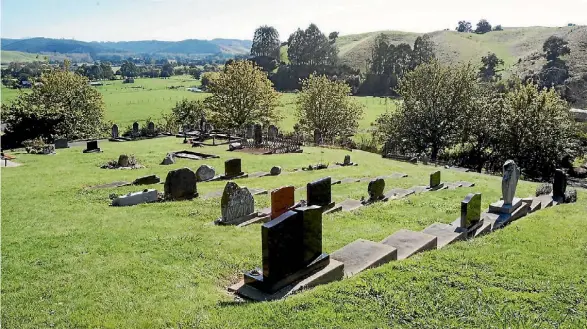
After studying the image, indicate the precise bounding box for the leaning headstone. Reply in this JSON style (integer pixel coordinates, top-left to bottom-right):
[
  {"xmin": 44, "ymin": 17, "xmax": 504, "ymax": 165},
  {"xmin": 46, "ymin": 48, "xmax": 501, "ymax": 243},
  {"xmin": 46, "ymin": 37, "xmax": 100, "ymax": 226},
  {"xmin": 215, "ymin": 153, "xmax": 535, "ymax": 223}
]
[
  {"xmin": 111, "ymin": 189, "xmax": 158, "ymax": 207},
  {"xmin": 147, "ymin": 121, "xmax": 155, "ymax": 135},
  {"xmin": 132, "ymin": 122, "xmax": 139, "ymax": 135},
  {"xmin": 429, "ymin": 171, "xmax": 442, "ymax": 189},
  {"xmin": 271, "ymin": 186, "xmax": 295, "ymax": 219},
  {"xmin": 459, "ymin": 193, "xmax": 482, "ymax": 229},
  {"xmin": 112, "ymin": 124, "xmax": 119, "ymax": 139},
  {"xmin": 54, "ymin": 138, "xmax": 68, "ymax": 149},
  {"xmin": 270, "ymin": 166, "xmax": 282, "ymax": 176},
  {"xmin": 161, "ymin": 153, "xmax": 175, "ymax": 165},
  {"xmin": 553, "ymin": 169, "xmax": 567, "ymax": 202},
  {"xmin": 216, "ymin": 182, "xmax": 256, "ymax": 225},
  {"xmin": 224, "ymin": 158, "xmax": 245, "ymax": 178},
  {"xmin": 314, "ymin": 129, "xmax": 322, "ymax": 145},
  {"xmin": 196, "ymin": 165, "xmax": 215, "ymax": 182},
  {"xmin": 365, "ymin": 178, "xmax": 385, "ymax": 203},
  {"xmin": 83, "ymin": 140, "xmax": 100, "ymax": 153},
  {"xmin": 133, "ymin": 174, "xmax": 160, "ymax": 185},
  {"xmin": 242, "ymin": 205, "xmax": 330, "ymax": 294},
  {"xmin": 254, "ymin": 124, "xmax": 263, "ymax": 145},
  {"xmin": 164, "ymin": 167, "xmax": 198, "ymax": 200},
  {"xmin": 268, "ymin": 125, "xmax": 278, "ymax": 140}
]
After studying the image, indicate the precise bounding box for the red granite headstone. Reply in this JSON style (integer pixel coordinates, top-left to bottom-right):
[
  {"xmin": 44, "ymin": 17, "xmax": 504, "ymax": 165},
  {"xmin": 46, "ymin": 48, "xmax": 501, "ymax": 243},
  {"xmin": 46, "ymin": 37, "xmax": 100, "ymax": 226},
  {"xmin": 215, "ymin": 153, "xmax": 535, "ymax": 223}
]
[{"xmin": 271, "ymin": 186, "xmax": 295, "ymax": 219}]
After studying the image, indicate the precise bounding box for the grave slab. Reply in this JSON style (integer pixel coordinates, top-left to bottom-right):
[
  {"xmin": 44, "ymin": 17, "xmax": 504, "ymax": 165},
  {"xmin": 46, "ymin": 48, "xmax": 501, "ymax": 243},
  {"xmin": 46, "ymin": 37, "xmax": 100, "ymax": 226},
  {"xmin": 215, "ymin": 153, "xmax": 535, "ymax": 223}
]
[
  {"xmin": 472, "ymin": 220, "xmax": 493, "ymax": 237},
  {"xmin": 331, "ymin": 179, "xmax": 342, "ymax": 185},
  {"xmin": 340, "ymin": 178, "xmax": 361, "ymax": 184},
  {"xmin": 89, "ymin": 181, "xmax": 131, "ymax": 189},
  {"xmin": 522, "ymin": 197, "xmax": 542, "ymax": 213},
  {"xmin": 456, "ymin": 181, "xmax": 475, "ymax": 187},
  {"xmin": 339, "ymin": 199, "xmax": 364, "ymax": 212},
  {"xmin": 249, "ymin": 172, "xmax": 270, "ymax": 179},
  {"xmin": 112, "ymin": 189, "xmax": 158, "ymax": 206},
  {"xmin": 331, "ymin": 239, "xmax": 397, "ymax": 277},
  {"xmin": 535, "ymin": 194, "xmax": 554, "ymax": 209},
  {"xmin": 422, "ymin": 223, "xmax": 465, "ymax": 249},
  {"xmin": 229, "ymin": 259, "xmax": 344, "ymax": 301},
  {"xmin": 489, "ymin": 197, "xmax": 523, "ymax": 214},
  {"xmin": 381, "ymin": 229, "xmax": 437, "ymax": 260},
  {"xmin": 383, "ymin": 188, "xmax": 415, "ymax": 201},
  {"xmin": 390, "ymin": 173, "xmax": 409, "ymax": 179}
]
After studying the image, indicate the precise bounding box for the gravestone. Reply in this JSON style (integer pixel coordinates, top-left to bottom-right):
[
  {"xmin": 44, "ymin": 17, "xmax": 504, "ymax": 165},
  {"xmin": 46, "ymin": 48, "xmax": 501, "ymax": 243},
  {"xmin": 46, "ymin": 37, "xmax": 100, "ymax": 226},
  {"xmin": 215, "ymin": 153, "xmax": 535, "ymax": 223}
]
[
  {"xmin": 147, "ymin": 121, "xmax": 155, "ymax": 135},
  {"xmin": 366, "ymin": 178, "xmax": 385, "ymax": 203},
  {"xmin": 118, "ymin": 154, "xmax": 130, "ymax": 167},
  {"xmin": 553, "ymin": 169, "xmax": 567, "ymax": 202},
  {"xmin": 421, "ymin": 154, "xmax": 429, "ymax": 165},
  {"xmin": 254, "ymin": 124, "xmax": 263, "ymax": 145},
  {"xmin": 429, "ymin": 171, "xmax": 441, "ymax": 188},
  {"xmin": 271, "ymin": 186, "xmax": 295, "ymax": 219},
  {"xmin": 205, "ymin": 123, "xmax": 213, "ymax": 132},
  {"xmin": 243, "ymin": 205, "xmax": 329, "ymax": 293},
  {"xmin": 54, "ymin": 138, "xmax": 68, "ymax": 149},
  {"xmin": 200, "ymin": 117, "xmax": 206, "ymax": 131},
  {"xmin": 502, "ymin": 160, "xmax": 520, "ymax": 205},
  {"xmin": 268, "ymin": 125, "xmax": 278, "ymax": 140},
  {"xmin": 224, "ymin": 158, "xmax": 244, "ymax": 178},
  {"xmin": 196, "ymin": 165, "xmax": 215, "ymax": 182},
  {"xmin": 83, "ymin": 140, "xmax": 100, "ymax": 153},
  {"xmin": 246, "ymin": 124, "xmax": 255, "ymax": 139},
  {"xmin": 343, "ymin": 155, "xmax": 351, "ymax": 166},
  {"xmin": 112, "ymin": 124, "xmax": 119, "ymax": 138},
  {"xmin": 111, "ymin": 189, "xmax": 158, "ymax": 207},
  {"xmin": 270, "ymin": 166, "xmax": 281, "ymax": 176},
  {"xmin": 307, "ymin": 177, "xmax": 333, "ymax": 209},
  {"xmin": 132, "ymin": 122, "xmax": 139, "ymax": 135},
  {"xmin": 460, "ymin": 193, "xmax": 482, "ymax": 229},
  {"xmin": 164, "ymin": 167, "xmax": 198, "ymax": 200},
  {"xmin": 133, "ymin": 174, "xmax": 160, "ymax": 185},
  {"xmin": 216, "ymin": 182, "xmax": 255, "ymax": 225},
  {"xmin": 313, "ymin": 129, "xmax": 322, "ymax": 145},
  {"xmin": 42, "ymin": 145, "xmax": 55, "ymax": 154},
  {"xmin": 161, "ymin": 153, "xmax": 175, "ymax": 165}
]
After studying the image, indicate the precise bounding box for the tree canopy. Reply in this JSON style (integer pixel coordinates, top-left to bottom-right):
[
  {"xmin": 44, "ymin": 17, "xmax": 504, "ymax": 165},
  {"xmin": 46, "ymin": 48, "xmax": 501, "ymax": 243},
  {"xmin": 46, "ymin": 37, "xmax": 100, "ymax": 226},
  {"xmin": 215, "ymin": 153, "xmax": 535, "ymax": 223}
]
[
  {"xmin": 251, "ymin": 25, "xmax": 280, "ymax": 58},
  {"xmin": 475, "ymin": 19, "xmax": 492, "ymax": 34},
  {"xmin": 456, "ymin": 21, "xmax": 473, "ymax": 32},
  {"xmin": 478, "ymin": 53, "xmax": 504, "ymax": 82},
  {"xmin": 287, "ymin": 24, "xmax": 338, "ymax": 66}
]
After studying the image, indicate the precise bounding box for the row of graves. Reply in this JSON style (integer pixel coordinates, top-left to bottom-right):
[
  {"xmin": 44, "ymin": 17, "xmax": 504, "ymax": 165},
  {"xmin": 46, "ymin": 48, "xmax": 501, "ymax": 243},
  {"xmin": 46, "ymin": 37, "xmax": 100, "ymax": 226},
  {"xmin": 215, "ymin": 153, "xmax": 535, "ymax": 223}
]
[
  {"xmin": 225, "ymin": 160, "xmax": 577, "ymax": 301},
  {"xmin": 109, "ymin": 121, "xmax": 166, "ymax": 142}
]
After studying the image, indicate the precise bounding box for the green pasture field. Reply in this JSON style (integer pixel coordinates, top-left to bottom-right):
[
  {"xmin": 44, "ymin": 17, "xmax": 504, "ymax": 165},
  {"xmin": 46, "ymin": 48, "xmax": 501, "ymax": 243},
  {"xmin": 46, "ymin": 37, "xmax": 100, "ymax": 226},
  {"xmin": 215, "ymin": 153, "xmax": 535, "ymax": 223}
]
[{"xmin": 2, "ymin": 137, "xmax": 586, "ymax": 328}]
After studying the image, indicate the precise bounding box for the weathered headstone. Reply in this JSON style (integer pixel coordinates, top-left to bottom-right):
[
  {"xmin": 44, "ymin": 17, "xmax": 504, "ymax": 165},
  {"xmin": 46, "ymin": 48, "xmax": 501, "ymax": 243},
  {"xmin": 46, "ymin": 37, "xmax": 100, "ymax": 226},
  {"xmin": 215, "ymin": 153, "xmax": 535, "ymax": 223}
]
[
  {"xmin": 112, "ymin": 124, "xmax": 119, "ymax": 138},
  {"xmin": 307, "ymin": 177, "xmax": 333, "ymax": 209},
  {"xmin": 118, "ymin": 154, "xmax": 130, "ymax": 167},
  {"xmin": 367, "ymin": 178, "xmax": 385, "ymax": 203},
  {"xmin": 83, "ymin": 140, "xmax": 100, "ymax": 153},
  {"xmin": 164, "ymin": 167, "xmax": 198, "ymax": 200},
  {"xmin": 460, "ymin": 193, "xmax": 482, "ymax": 229},
  {"xmin": 268, "ymin": 125, "xmax": 278, "ymax": 140},
  {"xmin": 343, "ymin": 155, "xmax": 351, "ymax": 166},
  {"xmin": 228, "ymin": 143, "xmax": 242, "ymax": 151},
  {"xmin": 216, "ymin": 182, "xmax": 255, "ymax": 225},
  {"xmin": 224, "ymin": 158, "xmax": 244, "ymax": 178},
  {"xmin": 161, "ymin": 153, "xmax": 175, "ymax": 165},
  {"xmin": 270, "ymin": 166, "xmax": 281, "ymax": 176},
  {"xmin": 254, "ymin": 124, "xmax": 263, "ymax": 145},
  {"xmin": 132, "ymin": 122, "xmax": 139, "ymax": 135},
  {"xmin": 147, "ymin": 121, "xmax": 155, "ymax": 135},
  {"xmin": 421, "ymin": 154, "xmax": 429, "ymax": 165},
  {"xmin": 271, "ymin": 186, "xmax": 295, "ymax": 219},
  {"xmin": 429, "ymin": 171, "xmax": 441, "ymax": 188},
  {"xmin": 553, "ymin": 169, "xmax": 567, "ymax": 202},
  {"xmin": 313, "ymin": 129, "xmax": 322, "ymax": 145},
  {"xmin": 196, "ymin": 165, "xmax": 215, "ymax": 182},
  {"xmin": 54, "ymin": 138, "xmax": 68, "ymax": 149},
  {"xmin": 42, "ymin": 145, "xmax": 55, "ymax": 154},
  {"xmin": 502, "ymin": 160, "xmax": 520, "ymax": 205},
  {"xmin": 133, "ymin": 174, "xmax": 160, "ymax": 185},
  {"xmin": 243, "ymin": 205, "xmax": 329, "ymax": 293}
]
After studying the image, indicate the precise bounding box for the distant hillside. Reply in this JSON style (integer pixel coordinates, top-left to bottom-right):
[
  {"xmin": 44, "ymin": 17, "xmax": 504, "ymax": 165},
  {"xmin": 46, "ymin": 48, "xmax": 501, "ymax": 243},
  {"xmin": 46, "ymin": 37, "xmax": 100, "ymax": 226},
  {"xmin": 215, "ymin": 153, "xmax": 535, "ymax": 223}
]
[
  {"xmin": 336, "ymin": 26, "xmax": 587, "ymax": 77},
  {"xmin": 1, "ymin": 37, "xmax": 252, "ymax": 60},
  {"xmin": 1, "ymin": 50, "xmax": 42, "ymax": 64}
]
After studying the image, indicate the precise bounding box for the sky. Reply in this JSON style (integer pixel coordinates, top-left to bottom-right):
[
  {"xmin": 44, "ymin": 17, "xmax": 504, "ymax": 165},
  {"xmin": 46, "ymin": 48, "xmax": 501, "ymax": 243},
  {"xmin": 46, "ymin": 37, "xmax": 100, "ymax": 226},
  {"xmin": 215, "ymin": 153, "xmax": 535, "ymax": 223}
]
[{"xmin": 1, "ymin": 0, "xmax": 587, "ymax": 41}]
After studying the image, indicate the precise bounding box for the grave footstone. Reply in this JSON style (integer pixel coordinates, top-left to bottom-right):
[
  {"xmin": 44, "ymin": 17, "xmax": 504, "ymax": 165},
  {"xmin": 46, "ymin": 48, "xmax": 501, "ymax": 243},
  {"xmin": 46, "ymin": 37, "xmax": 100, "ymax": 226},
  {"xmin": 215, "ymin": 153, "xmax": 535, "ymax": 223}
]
[
  {"xmin": 196, "ymin": 165, "xmax": 215, "ymax": 182},
  {"xmin": 271, "ymin": 186, "xmax": 295, "ymax": 219},
  {"xmin": 242, "ymin": 205, "xmax": 330, "ymax": 294},
  {"xmin": 216, "ymin": 182, "xmax": 256, "ymax": 225},
  {"xmin": 83, "ymin": 140, "xmax": 101, "ymax": 153},
  {"xmin": 112, "ymin": 124, "xmax": 119, "ymax": 139},
  {"xmin": 54, "ymin": 138, "xmax": 68, "ymax": 149},
  {"xmin": 553, "ymin": 169, "xmax": 567, "ymax": 203},
  {"xmin": 164, "ymin": 167, "xmax": 198, "ymax": 200}
]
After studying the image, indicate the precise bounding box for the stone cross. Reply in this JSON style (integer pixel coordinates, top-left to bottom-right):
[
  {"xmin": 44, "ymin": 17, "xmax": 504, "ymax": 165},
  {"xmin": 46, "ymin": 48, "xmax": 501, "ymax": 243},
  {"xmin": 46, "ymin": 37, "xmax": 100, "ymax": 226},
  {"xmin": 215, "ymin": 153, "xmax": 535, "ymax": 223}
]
[
  {"xmin": 271, "ymin": 186, "xmax": 295, "ymax": 219},
  {"xmin": 164, "ymin": 167, "xmax": 198, "ymax": 200},
  {"xmin": 429, "ymin": 171, "xmax": 441, "ymax": 188},
  {"xmin": 307, "ymin": 177, "xmax": 332, "ymax": 208},
  {"xmin": 502, "ymin": 160, "xmax": 520, "ymax": 205},
  {"xmin": 553, "ymin": 169, "xmax": 567, "ymax": 202},
  {"xmin": 219, "ymin": 182, "xmax": 255, "ymax": 224},
  {"xmin": 460, "ymin": 193, "xmax": 481, "ymax": 228},
  {"xmin": 243, "ymin": 205, "xmax": 328, "ymax": 293},
  {"xmin": 224, "ymin": 158, "xmax": 244, "ymax": 178},
  {"xmin": 112, "ymin": 124, "xmax": 119, "ymax": 138}
]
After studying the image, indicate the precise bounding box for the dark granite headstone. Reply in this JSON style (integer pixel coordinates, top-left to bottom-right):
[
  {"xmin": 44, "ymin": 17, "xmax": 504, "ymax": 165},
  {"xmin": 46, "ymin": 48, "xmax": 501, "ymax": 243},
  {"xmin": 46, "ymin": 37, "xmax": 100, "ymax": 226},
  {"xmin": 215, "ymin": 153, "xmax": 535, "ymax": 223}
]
[
  {"xmin": 243, "ymin": 205, "xmax": 328, "ymax": 293},
  {"xmin": 553, "ymin": 169, "xmax": 567, "ymax": 202},
  {"xmin": 164, "ymin": 167, "xmax": 198, "ymax": 200},
  {"xmin": 54, "ymin": 138, "xmax": 68, "ymax": 149},
  {"xmin": 343, "ymin": 155, "xmax": 351, "ymax": 166},
  {"xmin": 367, "ymin": 178, "xmax": 385, "ymax": 202},
  {"xmin": 268, "ymin": 125, "xmax": 278, "ymax": 140},
  {"xmin": 430, "ymin": 171, "xmax": 441, "ymax": 188},
  {"xmin": 254, "ymin": 124, "xmax": 263, "ymax": 145},
  {"xmin": 307, "ymin": 177, "xmax": 332, "ymax": 208},
  {"xmin": 132, "ymin": 122, "xmax": 139, "ymax": 134},
  {"xmin": 246, "ymin": 124, "xmax": 254, "ymax": 139},
  {"xmin": 133, "ymin": 174, "xmax": 161, "ymax": 185},
  {"xmin": 83, "ymin": 140, "xmax": 100, "ymax": 153},
  {"xmin": 147, "ymin": 121, "xmax": 155, "ymax": 134},
  {"xmin": 112, "ymin": 124, "xmax": 119, "ymax": 138},
  {"xmin": 224, "ymin": 158, "xmax": 244, "ymax": 177},
  {"xmin": 460, "ymin": 193, "xmax": 481, "ymax": 228}
]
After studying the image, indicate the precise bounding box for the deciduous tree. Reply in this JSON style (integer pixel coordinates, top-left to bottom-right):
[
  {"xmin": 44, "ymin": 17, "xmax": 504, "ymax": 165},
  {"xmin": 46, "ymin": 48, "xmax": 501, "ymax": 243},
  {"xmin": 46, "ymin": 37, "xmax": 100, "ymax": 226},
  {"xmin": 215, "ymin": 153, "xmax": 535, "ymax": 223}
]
[
  {"xmin": 251, "ymin": 25, "xmax": 280, "ymax": 58},
  {"xmin": 478, "ymin": 53, "xmax": 504, "ymax": 82},
  {"xmin": 475, "ymin": 19, "xmax": 492, "ymax": 34},
  {"xmin": 456, "ymin": 21, "xmax": 473, "ymax": 32}
]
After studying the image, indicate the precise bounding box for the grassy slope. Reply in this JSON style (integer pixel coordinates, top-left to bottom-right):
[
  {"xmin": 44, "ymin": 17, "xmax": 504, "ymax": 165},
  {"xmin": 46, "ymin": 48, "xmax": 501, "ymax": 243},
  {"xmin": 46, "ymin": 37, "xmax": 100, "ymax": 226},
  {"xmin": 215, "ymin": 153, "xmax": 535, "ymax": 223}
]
[
  {"xmin": 1, "ymin": 50, "xmax": 42, "ymax": 64},
  {"xmin": 2, "ymin": 138, "xmax": 586, "ymax": 328}
]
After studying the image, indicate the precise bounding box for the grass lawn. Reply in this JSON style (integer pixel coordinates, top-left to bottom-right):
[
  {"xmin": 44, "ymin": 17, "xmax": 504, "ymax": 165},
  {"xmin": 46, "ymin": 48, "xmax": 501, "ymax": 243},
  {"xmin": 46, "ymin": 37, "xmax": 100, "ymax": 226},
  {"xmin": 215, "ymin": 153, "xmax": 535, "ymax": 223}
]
[{"xmin": 2, "ymin": 137, "xmax": 586, "ymax": 328}]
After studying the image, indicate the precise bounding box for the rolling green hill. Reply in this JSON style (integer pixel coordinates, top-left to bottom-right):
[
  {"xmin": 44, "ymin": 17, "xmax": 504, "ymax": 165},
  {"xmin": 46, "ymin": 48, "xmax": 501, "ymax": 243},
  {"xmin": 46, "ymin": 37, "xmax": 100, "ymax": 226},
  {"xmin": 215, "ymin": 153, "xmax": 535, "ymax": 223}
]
[{"xmin": 1, "ymin": 50, "xmax": 43, "ymax": 64}]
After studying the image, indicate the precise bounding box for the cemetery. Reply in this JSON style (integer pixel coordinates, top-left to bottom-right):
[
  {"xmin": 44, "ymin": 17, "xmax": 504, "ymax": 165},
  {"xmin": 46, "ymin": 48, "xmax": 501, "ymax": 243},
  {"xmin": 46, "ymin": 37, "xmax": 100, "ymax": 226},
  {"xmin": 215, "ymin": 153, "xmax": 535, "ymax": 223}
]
[{"xmin": 2, "ymin": 135, "xmax": 585, "ymax": 328}]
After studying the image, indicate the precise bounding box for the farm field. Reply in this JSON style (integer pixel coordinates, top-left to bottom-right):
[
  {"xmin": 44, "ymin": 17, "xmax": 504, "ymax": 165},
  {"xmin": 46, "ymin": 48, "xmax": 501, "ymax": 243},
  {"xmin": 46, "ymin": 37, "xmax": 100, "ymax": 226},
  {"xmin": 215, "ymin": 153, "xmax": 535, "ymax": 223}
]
[
  {"xmin": 1, "ymin": 75, "xmax": 395, "ymax": 137},
  {"xmin": 2, "ymin": 138, "xmax": 586, "ymax": 328}
]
